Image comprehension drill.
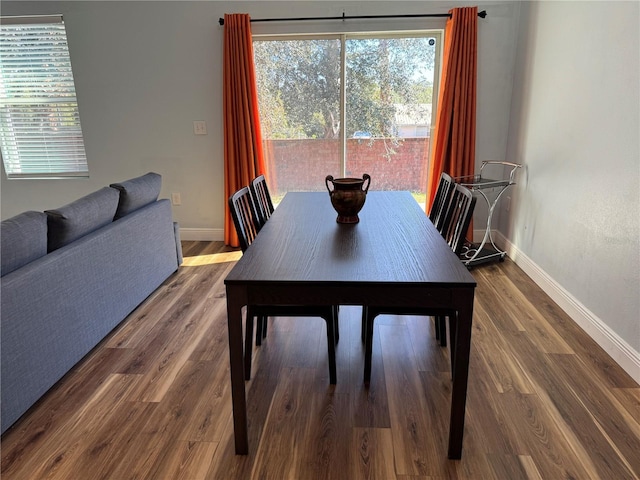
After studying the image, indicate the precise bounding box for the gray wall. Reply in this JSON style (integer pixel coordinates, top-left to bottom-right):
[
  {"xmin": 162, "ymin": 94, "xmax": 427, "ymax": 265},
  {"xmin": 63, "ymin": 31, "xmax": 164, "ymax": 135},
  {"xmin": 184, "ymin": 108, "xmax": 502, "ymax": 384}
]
[{"xmin": 502, "ymin": 1, "xmax": 640, "ymax": 356}]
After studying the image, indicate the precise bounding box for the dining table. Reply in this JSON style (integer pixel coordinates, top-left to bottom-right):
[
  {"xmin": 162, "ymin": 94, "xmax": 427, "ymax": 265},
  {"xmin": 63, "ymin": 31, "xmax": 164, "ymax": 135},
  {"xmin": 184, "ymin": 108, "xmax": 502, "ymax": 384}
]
[{"xmin": 224, "ymin": 190, "xmax": 477, "ymax": 459}]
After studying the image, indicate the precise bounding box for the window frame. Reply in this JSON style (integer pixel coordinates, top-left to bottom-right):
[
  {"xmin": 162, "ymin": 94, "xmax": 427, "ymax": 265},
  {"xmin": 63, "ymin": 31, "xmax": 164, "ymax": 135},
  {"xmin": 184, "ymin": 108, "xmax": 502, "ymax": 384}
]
[{"xmin": 0, "ymin": 14, "xmax": 89, "ymax": 179}]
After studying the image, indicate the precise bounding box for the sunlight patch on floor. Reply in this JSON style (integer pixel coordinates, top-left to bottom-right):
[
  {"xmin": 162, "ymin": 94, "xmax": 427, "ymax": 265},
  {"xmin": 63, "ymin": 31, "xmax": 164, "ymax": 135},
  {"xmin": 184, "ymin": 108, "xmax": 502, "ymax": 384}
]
[{"xmin": 182, "ymin": 250, "xmax": 242, "ymax": 266}]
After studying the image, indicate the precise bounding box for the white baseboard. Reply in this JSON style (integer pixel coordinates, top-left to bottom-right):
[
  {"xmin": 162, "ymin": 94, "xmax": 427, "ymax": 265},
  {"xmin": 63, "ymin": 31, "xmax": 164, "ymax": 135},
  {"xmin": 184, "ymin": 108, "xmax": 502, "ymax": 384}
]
[
  {"xmin": 493, "ymin": 231, "xmax": 640, "ymax": 384},
  {"xmin": 179, "ymin": 228, "xmax": 223, "ymax": 242}
]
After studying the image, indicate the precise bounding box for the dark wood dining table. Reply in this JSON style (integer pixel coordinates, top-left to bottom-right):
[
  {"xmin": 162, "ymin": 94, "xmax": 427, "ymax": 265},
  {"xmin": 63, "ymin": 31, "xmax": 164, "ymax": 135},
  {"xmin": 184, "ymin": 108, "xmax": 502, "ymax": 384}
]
[{"xmin": 224, "ymin": 190, "xmax": 476, "ymax": 459}]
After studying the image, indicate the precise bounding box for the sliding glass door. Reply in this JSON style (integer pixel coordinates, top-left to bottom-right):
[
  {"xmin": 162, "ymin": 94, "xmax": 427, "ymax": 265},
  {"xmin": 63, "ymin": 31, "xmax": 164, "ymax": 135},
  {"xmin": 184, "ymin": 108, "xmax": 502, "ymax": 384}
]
[{"xmin": 253, "ymin": 32, "xmax": 441, "ymax": 207}]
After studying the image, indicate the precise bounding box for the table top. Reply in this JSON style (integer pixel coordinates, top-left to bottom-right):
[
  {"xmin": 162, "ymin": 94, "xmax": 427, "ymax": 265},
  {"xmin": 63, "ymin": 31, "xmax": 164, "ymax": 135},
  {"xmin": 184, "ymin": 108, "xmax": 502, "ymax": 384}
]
[{"xmin": 225, "ymin": 191, "xmax": 475, "ymax": 288}]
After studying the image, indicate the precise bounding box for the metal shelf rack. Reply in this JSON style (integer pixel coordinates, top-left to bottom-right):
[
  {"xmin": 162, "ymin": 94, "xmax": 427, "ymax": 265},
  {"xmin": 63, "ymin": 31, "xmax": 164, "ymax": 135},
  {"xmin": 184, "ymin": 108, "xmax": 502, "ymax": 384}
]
[{"xmin": 454, "ymin": 161, "xmax": 522, "ymax": 268}]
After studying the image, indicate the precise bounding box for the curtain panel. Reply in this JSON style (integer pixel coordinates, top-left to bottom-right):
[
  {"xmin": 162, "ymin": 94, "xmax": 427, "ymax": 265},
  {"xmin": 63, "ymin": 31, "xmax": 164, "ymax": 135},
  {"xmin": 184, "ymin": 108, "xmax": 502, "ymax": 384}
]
[
  {"xmin": 426, "ymin": 6, "xmax": 478, "ymax": 212},
  {"xmin": 223, "ymin": 13, "xmax": 266, "ymax": 247}
]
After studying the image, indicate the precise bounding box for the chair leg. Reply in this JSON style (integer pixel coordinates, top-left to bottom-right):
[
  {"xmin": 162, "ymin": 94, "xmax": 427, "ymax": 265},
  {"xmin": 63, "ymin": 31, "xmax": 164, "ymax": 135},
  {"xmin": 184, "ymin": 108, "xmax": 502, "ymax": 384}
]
[
  {"xmin": 333, "ymin": 305, "xmax": 340, "ymax": 344},
  {"xmin": 256, "ymin": 315, "xmax": 267, "ymax": 346},
  {"xmin": 437, "ymin": 315, "xmax": 447, "ymax": 347},
  {"xmin": 325, "ymin": 314, "xmax": 337, "ymax": 384},
  {"xmin": 361, "ymin": 306, "xmax": 367, "ymax": 343},
  {"xmin": 364, "ymin": 310, "xmax": 376, "ymax": 383},
  {"xmin": 244, "ymin": 308, "xmax": 255, "ymax": 381}
]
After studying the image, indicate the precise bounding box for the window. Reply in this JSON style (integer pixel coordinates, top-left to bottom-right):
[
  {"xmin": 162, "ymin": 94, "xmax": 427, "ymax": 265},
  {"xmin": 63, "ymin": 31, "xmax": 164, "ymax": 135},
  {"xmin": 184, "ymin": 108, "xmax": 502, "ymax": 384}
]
[
  {"xmin": 0, "ymin": 15, "xmax": 88, "ymax": 179},
  {"xmin": 253, "ymin": 32, "xmax": 441, "ymax": 206}
]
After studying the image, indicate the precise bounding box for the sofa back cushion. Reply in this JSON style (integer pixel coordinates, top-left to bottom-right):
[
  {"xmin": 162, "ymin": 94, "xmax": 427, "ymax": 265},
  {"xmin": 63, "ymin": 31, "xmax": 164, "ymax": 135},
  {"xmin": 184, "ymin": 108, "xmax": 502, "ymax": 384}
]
[
  {"xmin": 110, "ymin": 172, "xmax": 162, "ymax": 219},
  {"xmin": 1, "ymin": 211, "xmax": 48, "ymax": 276},
  {"xmin": 45, "ymin": 187, "xmax": 120, "ymax": 252}
]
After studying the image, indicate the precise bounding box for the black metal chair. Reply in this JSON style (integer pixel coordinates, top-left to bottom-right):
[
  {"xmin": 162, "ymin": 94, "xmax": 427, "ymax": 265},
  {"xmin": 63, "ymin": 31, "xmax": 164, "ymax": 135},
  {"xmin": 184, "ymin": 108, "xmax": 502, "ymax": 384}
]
[
  {"xmin": 362, "ymin": 183, "xmax": 476, "ymax": 383},
  {"xmin": 228, "ymin": 186, "xmax": 339, "ymax": 384}
]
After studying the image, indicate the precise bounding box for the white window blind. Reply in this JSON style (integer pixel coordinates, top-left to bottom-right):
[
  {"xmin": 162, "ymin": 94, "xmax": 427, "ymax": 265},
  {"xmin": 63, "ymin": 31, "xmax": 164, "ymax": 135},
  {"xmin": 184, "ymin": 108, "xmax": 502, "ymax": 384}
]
[{"xmin": 0, "ymin": 15, "xmax": 88, "ymax": 179}]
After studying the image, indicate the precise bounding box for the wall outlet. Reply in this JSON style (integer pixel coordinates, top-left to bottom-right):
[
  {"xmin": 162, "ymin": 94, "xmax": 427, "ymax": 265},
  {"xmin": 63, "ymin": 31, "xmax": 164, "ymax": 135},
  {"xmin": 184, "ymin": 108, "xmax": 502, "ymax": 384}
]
[
  {"xmin": 193, "ymin": 120, "xmax": 207, "ymax": 135},
  {"xmin": 171, "ymin": 192, "xmax": 182, "ymax": 206}
]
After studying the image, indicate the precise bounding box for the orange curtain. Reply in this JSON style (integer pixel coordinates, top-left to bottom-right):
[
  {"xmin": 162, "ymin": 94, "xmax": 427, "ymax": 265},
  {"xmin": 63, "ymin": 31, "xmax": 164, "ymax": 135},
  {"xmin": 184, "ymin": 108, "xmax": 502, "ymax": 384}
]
[
  {"xmin": 426, "ymin": 6, "xmax": 478, "ymax": 211},
  {"xmin": 223, "ymin": 14, "xmax": 266, "ymax": 247}
]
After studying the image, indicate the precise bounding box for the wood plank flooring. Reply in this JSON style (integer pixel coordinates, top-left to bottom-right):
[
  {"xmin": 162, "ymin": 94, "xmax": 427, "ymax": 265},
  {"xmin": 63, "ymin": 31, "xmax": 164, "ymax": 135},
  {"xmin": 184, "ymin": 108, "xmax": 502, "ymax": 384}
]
[{"xmin": 2, "ymin": 241, "xmax": 639, "ymax": 479}]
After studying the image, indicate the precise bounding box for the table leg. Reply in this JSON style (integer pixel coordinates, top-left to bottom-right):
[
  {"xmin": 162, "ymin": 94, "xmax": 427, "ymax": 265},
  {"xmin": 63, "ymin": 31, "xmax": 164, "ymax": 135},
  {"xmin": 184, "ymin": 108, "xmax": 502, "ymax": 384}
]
[
  {"xmin": 448, "ymin": 289, "xmax": 474, "ymax": 459},
  {"xmin": 226, "ymin": 285, "xmax": 248, "ymax": 454},
  {"xmin": 449, "ymin": 313, "xmax": 457, "ymax": 378}
]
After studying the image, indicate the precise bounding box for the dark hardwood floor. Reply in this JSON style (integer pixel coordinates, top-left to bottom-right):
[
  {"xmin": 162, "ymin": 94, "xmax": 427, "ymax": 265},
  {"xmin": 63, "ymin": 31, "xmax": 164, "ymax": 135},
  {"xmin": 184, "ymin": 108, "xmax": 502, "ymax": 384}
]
[{"xmin": 2, "ymin": 241, "xmax": 639, "ymax": 479}]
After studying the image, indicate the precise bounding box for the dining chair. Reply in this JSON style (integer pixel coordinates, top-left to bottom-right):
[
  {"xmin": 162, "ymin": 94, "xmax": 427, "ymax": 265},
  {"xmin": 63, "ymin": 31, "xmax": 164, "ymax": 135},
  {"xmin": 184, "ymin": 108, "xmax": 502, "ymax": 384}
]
[
  {"xmin": 427, "ymin": 171, "xmax": 455, "ymax": 344},
  {"xmin": 359, "ymin": 173, "xmax": 457, "ymax": 347},
  {"xmin": 429, "ymin": 172, "xmax": 455, "ymax": 233},
  {"xmin": 441, "ymin": 183, "xmax": 476, "ymax": 256},
  {"xmin": 250, "ymin": 174, "xmax": 275, "ymax": 231},
  {"xmin": 249, "ymin": 175, "xmax": 340, "ymax": 348},
  {"xmin": 229, "ymin": 186, "xmax": 260, "ymax": 252},
  {"xmin": 362, "ymin": 183, "xmax": 477, "ymax": 383},
  {"xmin": 249, "ymin": 175, "xmax": 275, "ymax": 343},
  {"xmin": 228, "ymin": 187, "xmax": 339, "ymax": 383}
]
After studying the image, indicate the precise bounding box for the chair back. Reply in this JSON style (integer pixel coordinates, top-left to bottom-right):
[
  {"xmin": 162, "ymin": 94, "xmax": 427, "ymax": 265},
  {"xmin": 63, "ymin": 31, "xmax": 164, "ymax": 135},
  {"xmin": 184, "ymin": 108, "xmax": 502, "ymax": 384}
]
[
  {"xmin": 229, "ymin": 186, "xmax": 260, "ymax": 252},
  {"xmin": 250, "ymin": 175, "xmax": 275, "ymax": 230},
  {"xmin": 428, "ymin": 172, "xmax": 455, "ymax": 233},
  {"xmin": 442, "ymin": 184, "xmax": 476, "ymax": 255}
]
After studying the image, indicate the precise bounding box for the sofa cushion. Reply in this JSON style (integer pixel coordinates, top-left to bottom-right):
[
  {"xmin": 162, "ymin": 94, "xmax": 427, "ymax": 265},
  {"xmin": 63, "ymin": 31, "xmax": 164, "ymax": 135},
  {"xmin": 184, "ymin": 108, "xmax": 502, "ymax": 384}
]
[
  {"xmin": 1, "ymin": 211, "xmax": 48, "ymax": 276},
  {"xmin": 110, "ymin": 172, "xmax": 162, "ymax": 219},
  {"xmin": 45, "ymin": 187, "xmax": 120, "ymax": 252}
]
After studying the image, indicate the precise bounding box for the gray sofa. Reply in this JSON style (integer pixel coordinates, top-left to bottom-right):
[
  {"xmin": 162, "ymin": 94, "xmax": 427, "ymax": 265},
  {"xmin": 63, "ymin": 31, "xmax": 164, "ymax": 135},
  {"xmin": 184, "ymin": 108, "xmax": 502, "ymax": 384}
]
[{"xmin": 1, "ymin": 172, "xmax": 182, "ymax": 433}]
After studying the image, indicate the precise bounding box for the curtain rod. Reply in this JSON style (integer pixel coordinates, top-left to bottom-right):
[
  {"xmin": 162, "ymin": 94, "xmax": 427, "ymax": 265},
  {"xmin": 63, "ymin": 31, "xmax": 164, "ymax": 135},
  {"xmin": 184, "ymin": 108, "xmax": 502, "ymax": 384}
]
[{"xmin": 218, "ymin": 10, "xmax": 487, "ymax": 26}]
